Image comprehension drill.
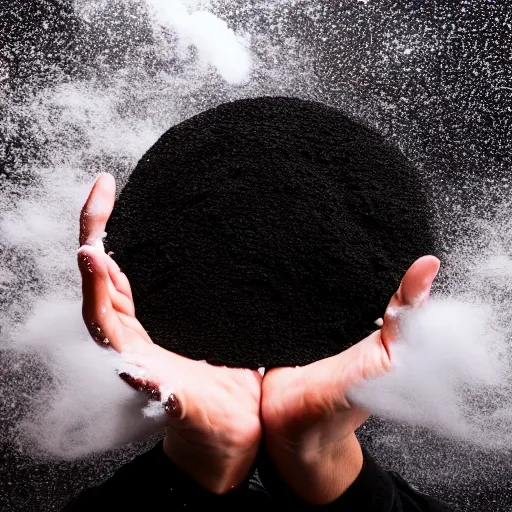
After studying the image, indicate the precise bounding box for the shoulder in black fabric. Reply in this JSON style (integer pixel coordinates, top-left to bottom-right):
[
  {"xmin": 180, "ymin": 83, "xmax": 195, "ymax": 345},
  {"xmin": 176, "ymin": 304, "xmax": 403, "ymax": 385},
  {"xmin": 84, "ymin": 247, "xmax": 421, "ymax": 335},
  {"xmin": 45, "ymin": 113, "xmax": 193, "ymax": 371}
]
[{"xmin": 105, "ymin": 96, "xmax": 436, "ymax": 369}]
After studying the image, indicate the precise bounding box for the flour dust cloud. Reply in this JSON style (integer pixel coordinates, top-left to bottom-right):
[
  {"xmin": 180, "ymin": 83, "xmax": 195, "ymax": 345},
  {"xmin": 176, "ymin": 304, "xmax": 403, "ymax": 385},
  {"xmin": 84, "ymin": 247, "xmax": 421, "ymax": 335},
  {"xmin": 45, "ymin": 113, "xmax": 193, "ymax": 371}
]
[{"xmin": 0, "ymin": 1, "xmax": 510, "ymax": 509}]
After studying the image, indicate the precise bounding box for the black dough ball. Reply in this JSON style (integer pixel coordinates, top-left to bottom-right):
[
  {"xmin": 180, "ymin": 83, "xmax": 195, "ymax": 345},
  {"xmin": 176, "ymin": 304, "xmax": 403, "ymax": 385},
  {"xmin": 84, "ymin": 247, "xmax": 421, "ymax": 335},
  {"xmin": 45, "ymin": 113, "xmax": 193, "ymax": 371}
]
[{"xmin": 105, "ymin": 96, "xmax": 436, "ymax": 369}]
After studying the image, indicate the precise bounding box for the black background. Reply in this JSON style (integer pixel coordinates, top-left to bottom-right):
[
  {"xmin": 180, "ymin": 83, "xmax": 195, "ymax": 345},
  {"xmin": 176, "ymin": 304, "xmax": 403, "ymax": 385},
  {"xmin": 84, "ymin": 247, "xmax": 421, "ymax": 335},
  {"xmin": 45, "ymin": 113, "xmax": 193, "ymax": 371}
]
[{"xmin": 1, "ymin": 1, "xmax": 511, "ymax": 510}]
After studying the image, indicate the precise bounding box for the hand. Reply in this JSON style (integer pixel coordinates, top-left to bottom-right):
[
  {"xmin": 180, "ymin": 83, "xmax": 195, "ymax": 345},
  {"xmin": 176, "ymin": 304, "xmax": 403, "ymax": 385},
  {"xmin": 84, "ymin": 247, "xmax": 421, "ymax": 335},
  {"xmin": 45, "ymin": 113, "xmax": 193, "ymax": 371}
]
[
  {"xmin": 261, "ymin": 255, "xmax": 440, "ymax": 505},
  {"xmin": 77, "ymin": 173, "xmax": 262, "ymax": 494}
]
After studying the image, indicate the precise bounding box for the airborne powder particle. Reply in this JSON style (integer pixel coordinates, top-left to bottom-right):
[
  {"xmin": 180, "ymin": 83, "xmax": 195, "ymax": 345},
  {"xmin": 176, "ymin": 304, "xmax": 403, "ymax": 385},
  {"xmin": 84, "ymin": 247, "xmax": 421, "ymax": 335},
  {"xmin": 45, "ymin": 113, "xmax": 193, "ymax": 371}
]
[
  {"xmin": 0, "ymin": 1, "xmax": 510, "ymax": 510},
  {"xmin": 1, "ymin": 0, "xmax": 311, "ymax": 463}
]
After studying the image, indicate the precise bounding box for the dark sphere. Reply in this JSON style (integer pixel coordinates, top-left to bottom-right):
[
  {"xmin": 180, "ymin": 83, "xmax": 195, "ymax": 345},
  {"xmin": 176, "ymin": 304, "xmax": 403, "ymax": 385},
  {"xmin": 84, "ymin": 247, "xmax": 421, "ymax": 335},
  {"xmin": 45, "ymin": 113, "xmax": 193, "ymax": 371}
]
[{"xmin": 105, "ymin": 96, "xmax": 436, "ymax": 369}]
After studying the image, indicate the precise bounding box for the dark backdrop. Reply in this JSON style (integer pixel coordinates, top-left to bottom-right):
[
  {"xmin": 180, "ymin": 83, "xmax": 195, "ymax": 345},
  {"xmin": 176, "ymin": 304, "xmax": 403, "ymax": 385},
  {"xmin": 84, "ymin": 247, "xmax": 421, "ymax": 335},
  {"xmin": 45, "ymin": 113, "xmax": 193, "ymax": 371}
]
[{"xmin": 1, "ymin": 1, "xmax": 510, "ymax": 510}]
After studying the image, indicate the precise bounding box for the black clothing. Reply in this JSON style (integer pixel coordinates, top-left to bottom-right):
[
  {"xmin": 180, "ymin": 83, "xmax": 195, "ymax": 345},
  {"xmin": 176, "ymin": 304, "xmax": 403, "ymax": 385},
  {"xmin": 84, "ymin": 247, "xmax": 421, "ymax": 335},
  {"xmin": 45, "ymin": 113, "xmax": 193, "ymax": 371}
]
[
  {"xmin": 62, "ymin": 442, "xmax": 452, "ymax": 511},
  {"xmin": 105, "ymin": 96, "xmax": 437, "ymax": 369}
]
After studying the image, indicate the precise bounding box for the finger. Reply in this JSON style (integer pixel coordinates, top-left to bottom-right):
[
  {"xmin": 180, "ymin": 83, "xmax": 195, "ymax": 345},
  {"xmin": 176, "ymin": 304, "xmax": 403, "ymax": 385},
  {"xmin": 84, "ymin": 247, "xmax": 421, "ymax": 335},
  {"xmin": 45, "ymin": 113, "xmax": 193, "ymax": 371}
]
[
  {"xmin": 396, "ymin": 255, "xmax": 440, "ymax": 307},
  {"xmin": 103, "ymin": 254, "xmax": 135, "ymax": 315},
  {"xmin": 100, "ymin": 246, "xmax": 136, "ymax": 309},
  {"xmin": 79, "ymin": 173, "xmax": 116, "ymax": 249},
  {"xmin": 108, "ymin": 278, "xmax": 135, "ymax": 317},
  {"xmin": 78, "ymin": 244, "xmax": 136, "ymax": 353},
  {"xmin": 118, "ymin": 372, "xmax": 162, "ymax": 401},
  {"xmin": 381, "ymin": 255, "xmax": 440, "ymax": 348},
  {"xmin": 117, "ymin": 312, "xmax": 153, "ymax": 344},
  {"xmin": 118, "ymin": 372, "xmax": 182, "ymax": 418},
  {"xmin": 106, "ymin": 257, "xmax": 134, "ymax": 303}
]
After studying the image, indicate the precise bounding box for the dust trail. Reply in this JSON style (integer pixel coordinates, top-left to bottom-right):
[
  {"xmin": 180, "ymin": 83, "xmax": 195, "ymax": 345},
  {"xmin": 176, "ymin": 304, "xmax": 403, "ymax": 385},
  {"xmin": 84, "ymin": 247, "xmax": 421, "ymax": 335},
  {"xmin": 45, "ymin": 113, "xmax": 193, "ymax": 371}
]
[
  {"xmin": 0, "ymin": 3, "xmax": 509, "ymax": 510},
  {"xmin": 0, "ymin": 0, "xmax": 313, "ymax": 459},
  {"xmin": 351, "ymin": 210, "xmax": 512, "ymax": 450}
]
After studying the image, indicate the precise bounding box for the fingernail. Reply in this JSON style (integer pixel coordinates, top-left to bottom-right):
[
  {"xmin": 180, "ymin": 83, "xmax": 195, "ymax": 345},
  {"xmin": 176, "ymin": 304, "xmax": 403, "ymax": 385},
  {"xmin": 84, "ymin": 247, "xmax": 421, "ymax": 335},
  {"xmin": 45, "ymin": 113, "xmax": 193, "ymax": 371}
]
[
  {"xmin": 119, "ymin": 373, "xmax": 162, "ymax": 401},
  {"xmin": 89, "ymin": 322, "xmax": 109, "ymax": 346},
  {"xmin": 164, "ymin": 393, "xmax": 181, "ymax": 417},
  {"xmin": 119, "ymin": 372, "xmax": 136, "ymax": 386}
]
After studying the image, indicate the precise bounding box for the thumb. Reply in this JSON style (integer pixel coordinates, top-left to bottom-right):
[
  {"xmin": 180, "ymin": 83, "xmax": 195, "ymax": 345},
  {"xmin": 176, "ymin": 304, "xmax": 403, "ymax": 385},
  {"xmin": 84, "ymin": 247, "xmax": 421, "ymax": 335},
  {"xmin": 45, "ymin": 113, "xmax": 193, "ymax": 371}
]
[
  {"xmin": 343, "ymin": 256, "xmax": 441, "ymax": 384},
  {"xmin": 381, "ymin": 255, "xmax": 440, "ymax": 353}
]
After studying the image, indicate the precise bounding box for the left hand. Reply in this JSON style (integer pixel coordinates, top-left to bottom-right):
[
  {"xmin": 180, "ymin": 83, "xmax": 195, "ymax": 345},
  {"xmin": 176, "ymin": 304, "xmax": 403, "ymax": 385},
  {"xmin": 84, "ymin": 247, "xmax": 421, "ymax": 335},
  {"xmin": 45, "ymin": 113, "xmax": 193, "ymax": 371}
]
[{"xmin": 78, "ymin": 173, "xmax": 263, "ymax": 494}]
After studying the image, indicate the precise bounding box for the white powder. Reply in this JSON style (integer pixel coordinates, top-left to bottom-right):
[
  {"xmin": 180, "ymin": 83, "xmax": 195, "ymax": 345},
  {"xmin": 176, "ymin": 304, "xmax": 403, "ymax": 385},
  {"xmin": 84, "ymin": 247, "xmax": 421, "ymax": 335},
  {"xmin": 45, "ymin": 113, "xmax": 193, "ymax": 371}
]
[
  {"xmin": 351, "ymin": 213, "xmax": 512, "ymax": 450},
  {"xmin": 11, "ymin": 299, "xmax": 165, "ymax": 459},
  {"xmin": 0, "ymin": 2, "xmax": 509, "ymax": 505},
  {"xmin": 145, "ymin": 0, "xmax": 252, "ymax": 84},
  {"xmin": 0, "ymin": 0, "xmax": 311, "ymax": 460}
]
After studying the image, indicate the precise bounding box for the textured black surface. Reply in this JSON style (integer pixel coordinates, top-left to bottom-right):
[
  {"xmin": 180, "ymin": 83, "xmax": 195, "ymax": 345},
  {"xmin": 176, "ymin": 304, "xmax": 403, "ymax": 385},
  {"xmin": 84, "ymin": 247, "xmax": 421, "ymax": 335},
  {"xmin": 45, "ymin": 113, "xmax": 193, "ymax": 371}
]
[{"xmin": 105, "ymin": 96, "xmax": 436, "ymax": 369}]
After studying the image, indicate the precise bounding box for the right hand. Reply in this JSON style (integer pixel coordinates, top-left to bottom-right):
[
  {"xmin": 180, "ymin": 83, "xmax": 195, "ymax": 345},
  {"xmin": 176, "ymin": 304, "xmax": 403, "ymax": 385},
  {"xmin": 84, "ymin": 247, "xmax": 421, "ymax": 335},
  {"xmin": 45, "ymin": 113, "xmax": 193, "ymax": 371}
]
[
  {"xmin": 78, "ymin": 173, "xmax": 263, "ymax": 494},
  {"xmin": 261, "ymin": 256, "xmax": 440, "ymax": 505}
]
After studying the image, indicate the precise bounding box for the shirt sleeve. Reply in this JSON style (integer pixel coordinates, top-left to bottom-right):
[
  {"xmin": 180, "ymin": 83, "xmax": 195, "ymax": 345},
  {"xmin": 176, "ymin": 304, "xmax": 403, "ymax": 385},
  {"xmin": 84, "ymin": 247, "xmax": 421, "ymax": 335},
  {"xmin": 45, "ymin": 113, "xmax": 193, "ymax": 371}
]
[
  {"xmin": 257, "ymin": 445, "xmax": 453, "ymax": 511},
  {"xmin": 62, "ymin": 441, "xmax": 452, "ymax": 511},
  {"xmin": 61, "ymin": 441, "xmax": 268, "ymax": 511}
]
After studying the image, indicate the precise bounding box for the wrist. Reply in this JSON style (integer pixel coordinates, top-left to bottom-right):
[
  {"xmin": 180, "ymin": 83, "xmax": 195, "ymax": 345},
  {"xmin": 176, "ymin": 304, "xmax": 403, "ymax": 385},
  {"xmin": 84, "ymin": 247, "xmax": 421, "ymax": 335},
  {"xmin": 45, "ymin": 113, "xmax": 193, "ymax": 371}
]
[
  {"xmin": 163, "ymin": 432, "xmax": 257, "ymax": 495},
  {"xmin": 267, "ymin": 432, "xmax": 363, "ymax": 505},
  {"xmin": 162, "ymin": 435, "xmax": 228, "ymax": 494}
]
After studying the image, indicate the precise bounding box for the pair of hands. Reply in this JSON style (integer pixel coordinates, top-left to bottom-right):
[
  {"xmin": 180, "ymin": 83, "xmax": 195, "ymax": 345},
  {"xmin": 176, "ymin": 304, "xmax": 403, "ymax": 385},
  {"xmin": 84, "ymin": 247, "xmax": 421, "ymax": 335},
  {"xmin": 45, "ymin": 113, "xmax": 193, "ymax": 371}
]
[{"xmin": 78, "ymin": 173, "xmax": 440, "ymax": 504}]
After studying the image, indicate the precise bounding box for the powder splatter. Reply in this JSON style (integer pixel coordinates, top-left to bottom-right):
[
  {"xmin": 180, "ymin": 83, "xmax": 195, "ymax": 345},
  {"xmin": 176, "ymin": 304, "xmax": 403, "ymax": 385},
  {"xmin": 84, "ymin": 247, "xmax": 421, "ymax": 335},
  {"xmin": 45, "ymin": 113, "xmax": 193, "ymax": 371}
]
[{"xmin": 0, "ymin": 1, "xmax": 510, "ymax": 510}]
